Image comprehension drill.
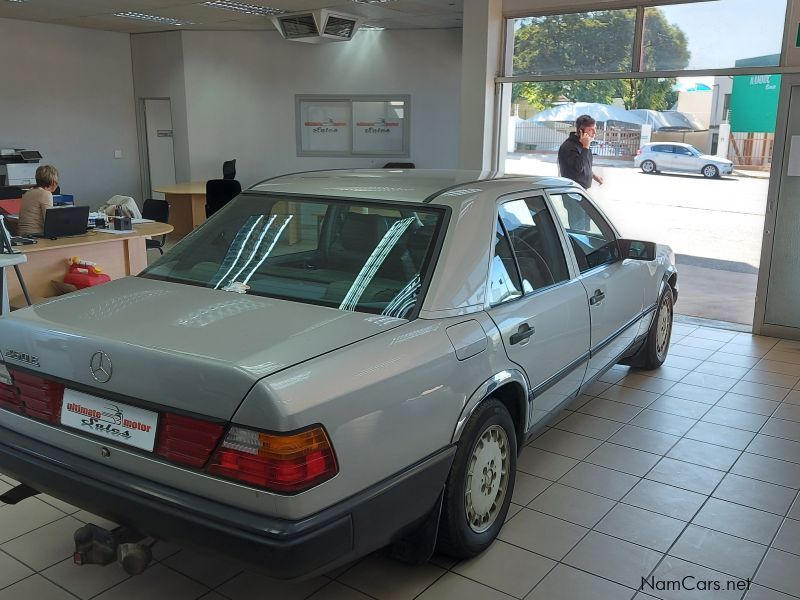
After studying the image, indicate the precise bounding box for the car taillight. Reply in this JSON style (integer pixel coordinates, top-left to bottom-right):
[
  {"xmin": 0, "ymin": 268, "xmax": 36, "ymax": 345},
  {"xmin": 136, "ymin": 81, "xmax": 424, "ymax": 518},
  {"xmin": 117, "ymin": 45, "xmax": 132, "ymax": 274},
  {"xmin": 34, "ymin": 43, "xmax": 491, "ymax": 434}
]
[
  {"xmin": 207, "ymin": 425, "xmax": 338, "ymax": 494},
  {"xmin": 154, "ymin": 413, "xmax": 226, "ymax": 468},
  {"xmin": 0, "ymin": 368, "xmax": 64, "ymax": 422}
]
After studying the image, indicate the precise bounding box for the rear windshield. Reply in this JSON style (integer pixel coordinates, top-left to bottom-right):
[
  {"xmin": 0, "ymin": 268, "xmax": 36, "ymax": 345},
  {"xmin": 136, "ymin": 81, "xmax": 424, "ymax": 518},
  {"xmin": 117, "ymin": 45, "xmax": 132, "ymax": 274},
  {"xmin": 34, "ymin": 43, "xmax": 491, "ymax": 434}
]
[{"xmin": 141, "ymin": 194, "xmax": 445, "ymax": 318}]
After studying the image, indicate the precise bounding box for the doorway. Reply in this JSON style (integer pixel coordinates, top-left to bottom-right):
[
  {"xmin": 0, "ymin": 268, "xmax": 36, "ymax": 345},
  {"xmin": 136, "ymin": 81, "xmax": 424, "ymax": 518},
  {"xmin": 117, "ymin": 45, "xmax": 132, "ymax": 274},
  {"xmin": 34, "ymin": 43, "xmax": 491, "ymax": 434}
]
[{"xmin": 139, "ymin": 98, "xmax": 177, "ymax": 201}]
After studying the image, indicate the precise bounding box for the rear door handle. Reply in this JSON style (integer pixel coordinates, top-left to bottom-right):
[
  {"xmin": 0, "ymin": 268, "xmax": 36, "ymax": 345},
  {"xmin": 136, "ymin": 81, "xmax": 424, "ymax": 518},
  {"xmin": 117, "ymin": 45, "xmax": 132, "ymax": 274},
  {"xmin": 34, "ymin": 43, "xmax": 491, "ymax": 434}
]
[
  {"xmin": 589, "ymin": 289, "xmax": 605, "ymax": 306},
  {"xmin": 510, "ymin": 323, "xmax": 535, "ymax": 345}
]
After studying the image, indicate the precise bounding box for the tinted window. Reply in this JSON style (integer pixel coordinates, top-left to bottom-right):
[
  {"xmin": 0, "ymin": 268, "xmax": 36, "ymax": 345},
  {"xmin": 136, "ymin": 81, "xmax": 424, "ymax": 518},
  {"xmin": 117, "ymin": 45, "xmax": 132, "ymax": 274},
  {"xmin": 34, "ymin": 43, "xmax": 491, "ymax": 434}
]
[
  {"xmin": 488, "ymin": 219, "xmax": 523, "ymax": 305},
  {"xmin": 652, "ymin": 145, "xmax": 672, "ymax": 153},
  {"xmin": 142, "ymin": 196, "xmax": 444, "ymax": 318},
  {"xmin": 674, "ymin": 146, "xmax": 693, "ymax": 155},
  {"xmin": 548, "ymin": 193, "xmax": 618, "ymax": 273},
  {"xmin": 499, "ymin": 197, "xmax": 570, "ymax": 292}
]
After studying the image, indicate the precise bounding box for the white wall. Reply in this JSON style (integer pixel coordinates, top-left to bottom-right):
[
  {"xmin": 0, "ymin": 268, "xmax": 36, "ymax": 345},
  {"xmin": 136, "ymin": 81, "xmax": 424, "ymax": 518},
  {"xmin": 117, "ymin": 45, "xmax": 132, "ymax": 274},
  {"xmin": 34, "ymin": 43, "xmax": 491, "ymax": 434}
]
[
  {"xmin": 178, "ymin": 29, "xmax": 462, "ymax": 187},
  {"xmin": 130, "ymin": 32, "xmax": 191, "ymax": 183},
  {"xmin": 0, "ymin": 18, "xmax": 139, "ymax": 208}
]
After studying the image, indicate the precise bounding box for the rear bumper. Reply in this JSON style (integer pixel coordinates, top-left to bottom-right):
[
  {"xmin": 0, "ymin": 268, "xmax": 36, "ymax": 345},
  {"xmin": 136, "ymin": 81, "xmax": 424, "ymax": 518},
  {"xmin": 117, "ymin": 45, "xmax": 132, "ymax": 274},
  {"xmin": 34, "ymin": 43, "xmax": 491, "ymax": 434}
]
[{"xmin": 0, "ymin": 425, "xmax": 454, "ymax": 580}]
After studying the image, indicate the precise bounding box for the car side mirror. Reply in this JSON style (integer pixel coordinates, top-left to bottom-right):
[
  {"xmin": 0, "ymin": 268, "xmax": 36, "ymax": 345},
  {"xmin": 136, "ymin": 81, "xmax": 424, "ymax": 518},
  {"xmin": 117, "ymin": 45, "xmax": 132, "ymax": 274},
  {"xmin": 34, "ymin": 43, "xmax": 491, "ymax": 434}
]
[{"xmin": 618, "ymin": 239, "xmax": 656, "ymax": 261}]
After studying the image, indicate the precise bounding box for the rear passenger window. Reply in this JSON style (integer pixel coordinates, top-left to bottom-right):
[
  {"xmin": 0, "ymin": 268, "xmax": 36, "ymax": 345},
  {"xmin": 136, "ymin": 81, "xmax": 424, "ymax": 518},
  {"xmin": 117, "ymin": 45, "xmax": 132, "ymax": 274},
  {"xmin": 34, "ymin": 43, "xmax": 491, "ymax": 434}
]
[
  {"xmin": 489, "ymin": 219, "xmax": 523, "ymax": 305},
  {"xmin": 498, "ymin": 197, "xmax": 570, "ymax": 292},
  {"xmin": 652, "ymin": 145, "xmax": 672, "ymax": 153}
]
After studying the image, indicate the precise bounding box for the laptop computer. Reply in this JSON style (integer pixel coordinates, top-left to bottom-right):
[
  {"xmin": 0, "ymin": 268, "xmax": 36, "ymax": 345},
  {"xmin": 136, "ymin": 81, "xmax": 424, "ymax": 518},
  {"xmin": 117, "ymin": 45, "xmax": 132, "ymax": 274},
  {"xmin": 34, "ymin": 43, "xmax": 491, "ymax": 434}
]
[{"xmin": 33, "ymin": 206, "xmax": 90, "ymax": 239}]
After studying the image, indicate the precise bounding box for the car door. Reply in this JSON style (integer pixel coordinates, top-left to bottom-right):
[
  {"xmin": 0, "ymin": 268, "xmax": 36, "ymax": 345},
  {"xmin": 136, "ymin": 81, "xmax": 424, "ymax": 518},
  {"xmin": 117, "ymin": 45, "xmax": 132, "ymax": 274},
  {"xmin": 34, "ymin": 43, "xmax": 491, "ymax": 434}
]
[
  {"xmin": 487, "ymin": 195, "xmax": 590, "ymax": 428},
  {"xmin": 547, "ymin": 190, "xmax": 649, "ymax": 381},
  {"xmin": 652, "ymin": 144, "xmax": 675, "ymax": 170},
  {"xmin": 671, "ymin": 145, "xmax": 696, "ymax": 173}
]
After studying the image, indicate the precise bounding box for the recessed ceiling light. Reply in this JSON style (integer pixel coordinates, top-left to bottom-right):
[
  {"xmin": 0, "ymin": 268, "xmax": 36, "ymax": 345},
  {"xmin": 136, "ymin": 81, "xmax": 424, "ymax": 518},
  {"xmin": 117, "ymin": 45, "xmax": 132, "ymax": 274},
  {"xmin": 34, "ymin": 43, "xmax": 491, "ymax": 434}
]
[
  {"xmin": 202, "ymin": 1, "xmax": 284, "ymax": 16},
  {"xmin": 4, "ymin": 0, "xmax": 28, "ymax": 3},
  {"xmin": 114, "ymin": 11, "xmax": 194, "ymax": 26}
]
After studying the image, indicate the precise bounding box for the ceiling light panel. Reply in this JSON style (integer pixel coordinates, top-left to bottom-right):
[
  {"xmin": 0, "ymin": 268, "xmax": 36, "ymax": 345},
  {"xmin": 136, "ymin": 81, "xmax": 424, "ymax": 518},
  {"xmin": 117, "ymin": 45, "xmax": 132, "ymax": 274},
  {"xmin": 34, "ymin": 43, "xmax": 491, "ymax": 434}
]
[
  {"xmin": 202, "ymin": 1, "xmax": 284, "ymax": 16},
  {"xmin": 114, "ymin": 11, "xmax": 193, "ymax": 25}
]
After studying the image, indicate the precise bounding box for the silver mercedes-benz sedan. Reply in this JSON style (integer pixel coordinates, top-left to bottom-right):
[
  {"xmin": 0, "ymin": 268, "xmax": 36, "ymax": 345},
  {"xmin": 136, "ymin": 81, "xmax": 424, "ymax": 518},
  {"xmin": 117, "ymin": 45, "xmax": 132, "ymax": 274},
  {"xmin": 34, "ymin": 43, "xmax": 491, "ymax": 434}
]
[{"xmin": 0, "ymin": 170, "xmax": 677, "ymax": 579}]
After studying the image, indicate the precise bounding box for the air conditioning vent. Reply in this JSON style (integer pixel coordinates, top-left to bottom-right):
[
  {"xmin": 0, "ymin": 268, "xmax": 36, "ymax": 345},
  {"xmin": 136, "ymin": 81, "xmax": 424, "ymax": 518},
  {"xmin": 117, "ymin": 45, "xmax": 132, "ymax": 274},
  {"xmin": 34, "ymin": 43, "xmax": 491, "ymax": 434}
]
[
  {"xmin": 324, "ymin": 16, "xmax": 356, "ymax": 39},
  {"xmin": 272, "ymin": 10, "xmax": 363, "ymax": 43},
  {"xmin": 280, "ymin": 14, "xmax": 318, "ymax": 38}
]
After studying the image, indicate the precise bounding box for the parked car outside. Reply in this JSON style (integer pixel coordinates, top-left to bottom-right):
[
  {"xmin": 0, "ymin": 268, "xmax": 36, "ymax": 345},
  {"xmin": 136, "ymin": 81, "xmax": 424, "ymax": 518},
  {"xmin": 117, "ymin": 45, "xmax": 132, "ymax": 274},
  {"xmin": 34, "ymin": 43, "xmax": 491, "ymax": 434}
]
[
  {"xmin": 0, "ymin": 170, "xmax": 677, "ymax": 580},
  {"xmin": 634, "ymin": 142, "xmax": 734, "ymax": 178}
]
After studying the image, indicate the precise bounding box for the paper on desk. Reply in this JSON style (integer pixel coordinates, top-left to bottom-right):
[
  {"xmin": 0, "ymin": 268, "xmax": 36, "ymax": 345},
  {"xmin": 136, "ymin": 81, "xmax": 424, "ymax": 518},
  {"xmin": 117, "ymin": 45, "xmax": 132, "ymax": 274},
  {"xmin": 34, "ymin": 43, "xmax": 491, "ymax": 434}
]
[{"xmin": 132, "ymin": 218, "xmax": 154, "ymax": 224}]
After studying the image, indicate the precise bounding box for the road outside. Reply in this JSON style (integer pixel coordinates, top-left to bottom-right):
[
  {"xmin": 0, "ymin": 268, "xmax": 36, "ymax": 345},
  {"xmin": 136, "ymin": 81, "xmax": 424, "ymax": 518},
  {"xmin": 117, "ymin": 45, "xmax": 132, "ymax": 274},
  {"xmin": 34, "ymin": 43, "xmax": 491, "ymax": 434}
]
[{"xmin": 505, "ymin": 153, "xmax": 771, "ymax": 325}]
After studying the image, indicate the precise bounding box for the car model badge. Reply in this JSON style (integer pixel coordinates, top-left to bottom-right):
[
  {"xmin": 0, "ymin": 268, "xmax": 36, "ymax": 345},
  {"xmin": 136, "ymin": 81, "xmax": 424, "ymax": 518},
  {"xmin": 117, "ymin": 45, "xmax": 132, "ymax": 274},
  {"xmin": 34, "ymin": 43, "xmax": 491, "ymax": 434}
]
[{"xmin": 90, "ymin": 351, "xmax": 113, "ymax": 383}]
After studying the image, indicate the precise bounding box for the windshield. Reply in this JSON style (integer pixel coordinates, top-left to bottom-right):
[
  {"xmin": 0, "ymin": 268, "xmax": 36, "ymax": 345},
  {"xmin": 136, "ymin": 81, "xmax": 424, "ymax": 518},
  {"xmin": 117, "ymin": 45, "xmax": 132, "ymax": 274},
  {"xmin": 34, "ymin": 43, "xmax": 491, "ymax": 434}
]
[{"xmin": 141, "ymin": 194, "xmax": 445, "ymax": 318}]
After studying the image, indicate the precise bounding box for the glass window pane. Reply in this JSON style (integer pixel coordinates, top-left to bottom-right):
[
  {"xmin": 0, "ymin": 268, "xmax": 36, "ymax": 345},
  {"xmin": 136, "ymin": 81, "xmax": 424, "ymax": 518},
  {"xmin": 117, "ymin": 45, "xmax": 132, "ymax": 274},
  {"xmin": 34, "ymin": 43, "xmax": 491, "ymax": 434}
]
[
  {"xmin": 643, "ymin": 1, "xmax": 785, "ymax": 72},
  {"xmin": 489, "ymin": 219, "xmax": 523, "ymax": 305},
  {"xmin": 142, "ymin": 196, "xmax": 444, "ymax": 318},
  {"xmin": 512, "ymin": 9, "xmax": 636, "ymax": 76},
  {"xmin": 548, "ymin": 193, "xmax": 618, "ymax": 272},
  {"xmin": 499, "ymin": 197, "xmax": 570, "ymax": 291}
]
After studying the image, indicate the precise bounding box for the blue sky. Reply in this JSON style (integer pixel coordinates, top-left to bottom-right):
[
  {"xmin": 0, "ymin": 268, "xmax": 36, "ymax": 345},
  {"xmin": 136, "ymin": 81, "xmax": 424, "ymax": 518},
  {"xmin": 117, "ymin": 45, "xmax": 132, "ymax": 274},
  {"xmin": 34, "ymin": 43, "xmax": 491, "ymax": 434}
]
[{"xmin": 658, "ymin": 0, "xmax": 786, "ymax": 70}]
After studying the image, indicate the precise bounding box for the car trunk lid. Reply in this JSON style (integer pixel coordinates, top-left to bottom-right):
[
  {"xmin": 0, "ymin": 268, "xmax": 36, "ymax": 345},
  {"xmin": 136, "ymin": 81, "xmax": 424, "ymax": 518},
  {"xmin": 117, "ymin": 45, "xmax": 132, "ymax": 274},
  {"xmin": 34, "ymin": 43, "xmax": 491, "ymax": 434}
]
[{"xmin": 0, "ymin": 277, "xmax": 404, "ymax": 420}]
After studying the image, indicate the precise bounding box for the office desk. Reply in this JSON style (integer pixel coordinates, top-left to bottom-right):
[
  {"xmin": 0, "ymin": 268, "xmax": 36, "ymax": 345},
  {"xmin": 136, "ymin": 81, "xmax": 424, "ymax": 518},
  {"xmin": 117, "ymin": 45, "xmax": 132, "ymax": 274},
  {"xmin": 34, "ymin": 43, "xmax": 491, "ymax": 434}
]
[
  {"xmin": 153, "ymin": 182, "xmax": 207, "ymax": 238},
  {"xmin": 4, "ymin": 222, "xmax": 173, "ymax": 302}
]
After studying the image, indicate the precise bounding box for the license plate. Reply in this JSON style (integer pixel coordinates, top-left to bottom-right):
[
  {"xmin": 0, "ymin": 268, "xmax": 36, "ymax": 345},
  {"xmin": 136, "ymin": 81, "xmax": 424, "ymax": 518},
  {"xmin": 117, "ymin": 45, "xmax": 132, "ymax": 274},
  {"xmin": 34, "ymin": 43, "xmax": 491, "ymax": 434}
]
[{"xmin": 60, "ymin": 389, "xmax": 159, "ymax": 451}]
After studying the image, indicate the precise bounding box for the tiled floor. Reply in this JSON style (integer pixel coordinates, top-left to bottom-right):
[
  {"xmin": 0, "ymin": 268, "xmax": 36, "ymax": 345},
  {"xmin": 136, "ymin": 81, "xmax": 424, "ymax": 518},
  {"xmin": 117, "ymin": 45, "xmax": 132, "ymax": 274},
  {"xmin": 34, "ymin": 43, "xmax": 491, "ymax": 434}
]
[{"xmin": 2, "ymin": 324, "xmax": 800, "ymax": 599}]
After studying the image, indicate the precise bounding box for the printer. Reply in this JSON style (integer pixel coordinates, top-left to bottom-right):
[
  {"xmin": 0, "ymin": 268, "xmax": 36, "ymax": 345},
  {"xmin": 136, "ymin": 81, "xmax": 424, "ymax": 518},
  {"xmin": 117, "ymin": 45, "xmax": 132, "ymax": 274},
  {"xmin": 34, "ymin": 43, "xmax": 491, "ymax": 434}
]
[{"xmin": 0, "ymin": 149, "xmax": 42, "ymax": 187}]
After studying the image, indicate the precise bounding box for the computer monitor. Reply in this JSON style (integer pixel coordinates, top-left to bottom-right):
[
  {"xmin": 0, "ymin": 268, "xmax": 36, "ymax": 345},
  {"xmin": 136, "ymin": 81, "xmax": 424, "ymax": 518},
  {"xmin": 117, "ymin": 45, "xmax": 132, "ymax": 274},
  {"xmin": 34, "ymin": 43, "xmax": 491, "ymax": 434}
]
[{"xmin": 40, "ymin": 206, "xmax": 89, "ymax": 239}]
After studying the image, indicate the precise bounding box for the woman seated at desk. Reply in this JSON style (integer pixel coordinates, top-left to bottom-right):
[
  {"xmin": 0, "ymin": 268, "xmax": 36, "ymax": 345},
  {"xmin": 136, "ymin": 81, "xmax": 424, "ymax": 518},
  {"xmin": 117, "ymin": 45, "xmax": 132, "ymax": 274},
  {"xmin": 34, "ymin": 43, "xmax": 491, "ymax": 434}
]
[{"xmin": 18, "ymin": 165, "xmax": 59, "ymax": 236}]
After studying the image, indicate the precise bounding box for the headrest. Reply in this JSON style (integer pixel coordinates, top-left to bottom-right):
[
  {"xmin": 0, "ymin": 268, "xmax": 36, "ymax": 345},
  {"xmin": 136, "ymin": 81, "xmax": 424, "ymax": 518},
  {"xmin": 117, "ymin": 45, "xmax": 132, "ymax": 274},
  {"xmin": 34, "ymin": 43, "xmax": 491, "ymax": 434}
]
[{"xmin": 337, "ymin": 212, "xmax": 389, "ymax": 253}]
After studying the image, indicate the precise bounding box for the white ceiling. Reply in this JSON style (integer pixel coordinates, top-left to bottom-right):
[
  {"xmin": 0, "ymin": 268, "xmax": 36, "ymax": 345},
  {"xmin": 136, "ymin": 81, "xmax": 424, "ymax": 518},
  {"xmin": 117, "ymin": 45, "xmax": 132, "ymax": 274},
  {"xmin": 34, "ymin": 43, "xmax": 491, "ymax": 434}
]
[{"xmin": 0, "ymin": 0, "xmax": 464, "ymax": 33}]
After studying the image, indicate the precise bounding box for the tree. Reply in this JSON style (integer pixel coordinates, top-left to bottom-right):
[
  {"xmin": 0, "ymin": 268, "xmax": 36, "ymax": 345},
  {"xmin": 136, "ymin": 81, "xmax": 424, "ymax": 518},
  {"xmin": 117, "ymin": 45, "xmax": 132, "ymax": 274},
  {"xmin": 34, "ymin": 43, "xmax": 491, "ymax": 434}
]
[{"xmin": 511, "ymin": 9, "xmax": 688, "ymax": 111}]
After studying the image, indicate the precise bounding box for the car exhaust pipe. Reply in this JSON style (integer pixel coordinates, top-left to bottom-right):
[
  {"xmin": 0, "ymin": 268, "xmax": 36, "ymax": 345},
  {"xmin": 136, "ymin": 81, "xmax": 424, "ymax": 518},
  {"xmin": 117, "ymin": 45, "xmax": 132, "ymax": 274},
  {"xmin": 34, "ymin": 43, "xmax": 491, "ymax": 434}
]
[{"xmin": 73, "ymin": 524, "xmax": 152, "ymax": 575}]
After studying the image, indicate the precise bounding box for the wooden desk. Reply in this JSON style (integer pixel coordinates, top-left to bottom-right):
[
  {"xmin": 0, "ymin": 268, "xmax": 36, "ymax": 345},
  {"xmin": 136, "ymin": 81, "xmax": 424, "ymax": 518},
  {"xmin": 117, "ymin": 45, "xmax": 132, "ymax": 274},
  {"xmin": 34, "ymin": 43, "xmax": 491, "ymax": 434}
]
[
  {"xmin": 5, "ymin": 222, "xmax": 173, "ymax": 301},
  {"xmin": 154, "ymin": 181, "xmax": 207, "ymax": 238}
]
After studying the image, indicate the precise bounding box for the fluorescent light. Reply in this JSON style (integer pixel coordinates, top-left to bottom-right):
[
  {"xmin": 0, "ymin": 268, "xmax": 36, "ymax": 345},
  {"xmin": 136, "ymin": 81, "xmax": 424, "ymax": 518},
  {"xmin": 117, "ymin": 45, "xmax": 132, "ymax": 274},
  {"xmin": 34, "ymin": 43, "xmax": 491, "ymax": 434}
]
[
  {"xmin": 114, "ymin": 12, "xmax": 194, "ymax": 26},
  {"xmin": 351, "ymin": 0, "xmax": 398, "ymax": 4},
  {"xmin": 360, "ymin": 24, "xmax": 385, "ymax": 30},
  {"xmin": 202, "ymin": 1, "xmax": 284, "ymax": 16}
]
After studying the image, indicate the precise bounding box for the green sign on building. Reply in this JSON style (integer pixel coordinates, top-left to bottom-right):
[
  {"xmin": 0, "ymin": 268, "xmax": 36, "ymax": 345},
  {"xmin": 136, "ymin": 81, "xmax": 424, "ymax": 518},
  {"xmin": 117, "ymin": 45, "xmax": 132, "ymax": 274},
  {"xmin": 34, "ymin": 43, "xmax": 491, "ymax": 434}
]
[{"xmin": 729, "ymin": 74, "xmax": 781, "ymax": 133}]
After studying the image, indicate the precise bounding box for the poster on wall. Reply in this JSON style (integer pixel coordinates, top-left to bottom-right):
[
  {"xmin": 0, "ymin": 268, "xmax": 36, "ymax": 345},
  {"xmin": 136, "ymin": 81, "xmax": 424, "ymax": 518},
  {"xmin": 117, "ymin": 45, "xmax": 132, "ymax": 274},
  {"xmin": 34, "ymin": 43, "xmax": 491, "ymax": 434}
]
[
  {"xmin": 352, "ymin": 101, "xmax": 406, "ymax": 154},
  {"xmin": 299, "ymin": 100, "xmax": 350, "ymax": 153}
]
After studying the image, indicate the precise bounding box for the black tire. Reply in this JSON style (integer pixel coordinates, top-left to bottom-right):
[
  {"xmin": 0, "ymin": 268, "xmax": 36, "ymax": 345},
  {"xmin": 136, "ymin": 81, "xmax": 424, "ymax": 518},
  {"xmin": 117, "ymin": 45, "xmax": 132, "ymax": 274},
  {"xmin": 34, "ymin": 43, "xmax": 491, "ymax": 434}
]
[
  {"xmin": 623, "ymin": 286, "xmax": 674, "ymax": 369},
  {"xmin": 641, "ymin": 160, "xmax": 657, "ymax": 174},
  {"xmin": 437, "ymin": 399, "xmax": 517, "ymax": 559},
  {"xmin": 702, "ymin": 164, "xmax": 719, "ymax": 178}
]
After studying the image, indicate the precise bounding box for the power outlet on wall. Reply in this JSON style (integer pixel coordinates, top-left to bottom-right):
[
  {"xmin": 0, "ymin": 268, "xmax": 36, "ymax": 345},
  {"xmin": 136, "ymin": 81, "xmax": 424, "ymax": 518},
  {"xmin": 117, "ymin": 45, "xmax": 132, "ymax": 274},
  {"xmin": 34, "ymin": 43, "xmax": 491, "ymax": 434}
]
[{"xmin": 114, "ymin": 150, "xmax": 123, "ymax": 159}]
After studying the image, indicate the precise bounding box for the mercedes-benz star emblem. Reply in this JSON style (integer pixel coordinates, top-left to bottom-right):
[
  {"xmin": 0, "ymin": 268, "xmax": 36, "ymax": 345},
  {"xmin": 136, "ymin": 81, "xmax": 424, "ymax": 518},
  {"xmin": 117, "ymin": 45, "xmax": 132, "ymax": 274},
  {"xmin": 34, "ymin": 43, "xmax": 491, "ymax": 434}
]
[{"xmin": 89, "ymin": 351, "xmax": 113, "ymax": 383}]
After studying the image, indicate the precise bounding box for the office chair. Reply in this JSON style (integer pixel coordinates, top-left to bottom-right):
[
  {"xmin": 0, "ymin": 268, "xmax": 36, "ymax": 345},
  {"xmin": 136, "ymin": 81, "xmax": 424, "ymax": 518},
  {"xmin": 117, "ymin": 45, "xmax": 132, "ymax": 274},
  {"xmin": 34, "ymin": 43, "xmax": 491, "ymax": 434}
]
[
  {"xmin": 142, "ymin": 199, "xmax": 170, "ymax": 255},
  {"xmin": 0, "ymin": 186, "xmax": 23, "ymax": 200},
  {"xmin": 222, "ymin": 159, "xmax": 237, "ymax": 180},
  {"xmin": 206, "ymin": 179, "xmax": 241, "ymax": 218},
  {"xmin": 383, "ymin": 162, "xmax": 415, "ymax": 169}
]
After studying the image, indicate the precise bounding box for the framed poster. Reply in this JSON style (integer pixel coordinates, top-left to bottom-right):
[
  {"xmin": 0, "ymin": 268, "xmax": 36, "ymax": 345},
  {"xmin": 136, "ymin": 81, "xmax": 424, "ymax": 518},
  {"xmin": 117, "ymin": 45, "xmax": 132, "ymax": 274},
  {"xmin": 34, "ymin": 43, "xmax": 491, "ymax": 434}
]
[
  {"xmin": 296, "ymin": 95, "xmax": 410, "ymax": 157},
  {"xmin": 352, "ymin": 100, "xmax": 406, "ymax": 154},
  {"xmin": 298, "ymin": 100, "xmax": 350, "ymax": 154}
]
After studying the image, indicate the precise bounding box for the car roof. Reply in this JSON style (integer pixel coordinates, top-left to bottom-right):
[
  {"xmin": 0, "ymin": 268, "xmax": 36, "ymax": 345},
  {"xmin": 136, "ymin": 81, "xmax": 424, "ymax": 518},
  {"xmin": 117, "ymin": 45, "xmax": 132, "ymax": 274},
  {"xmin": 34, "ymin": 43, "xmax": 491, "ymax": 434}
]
[
  {"xmin": 248, "ymin": 169, "xmax": 574, "ymax": 204},
  {"xmin": 645, "ymin": 142, "xmax": 693, "ymax": 148}
]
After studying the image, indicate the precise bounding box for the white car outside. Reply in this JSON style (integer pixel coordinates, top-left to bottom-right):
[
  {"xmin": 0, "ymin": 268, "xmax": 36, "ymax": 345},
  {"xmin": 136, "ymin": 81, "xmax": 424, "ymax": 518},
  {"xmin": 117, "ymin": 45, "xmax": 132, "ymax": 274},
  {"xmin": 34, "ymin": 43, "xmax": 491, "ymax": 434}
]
[{"xmin": 634, "ymin": 142, "xmax": 734, "ymax": 178}]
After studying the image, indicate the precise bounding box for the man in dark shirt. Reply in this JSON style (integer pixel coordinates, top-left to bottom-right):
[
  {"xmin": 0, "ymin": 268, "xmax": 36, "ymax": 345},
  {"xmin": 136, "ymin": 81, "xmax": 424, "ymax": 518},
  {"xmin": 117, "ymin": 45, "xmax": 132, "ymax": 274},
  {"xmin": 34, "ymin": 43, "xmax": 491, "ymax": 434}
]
[{"xmin": 557, "ymin": 114, "xmax": 604, "ymax": 189}]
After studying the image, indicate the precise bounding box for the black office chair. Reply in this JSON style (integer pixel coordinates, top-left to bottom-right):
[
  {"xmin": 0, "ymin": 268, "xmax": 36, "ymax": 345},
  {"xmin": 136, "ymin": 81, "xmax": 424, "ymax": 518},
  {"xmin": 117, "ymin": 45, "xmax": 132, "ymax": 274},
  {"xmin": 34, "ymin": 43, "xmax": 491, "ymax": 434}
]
[
  {"xmin": 206, "ymin": 179, "xmax": 241, "ymax": 218},
  {"xmin": 142, "ymin": 198, "xmax": 170, "ymax": 255},
  {"xmin": 0, "ymin": 186, "xmax": 23, "ymax": 200},
  {"xmin": 383, "ymin": 162, "xmax": 415, "ymax": 169},
  {"xmin": 222, "ymin": 159, "xmax": 236, "ymax": 180}
]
